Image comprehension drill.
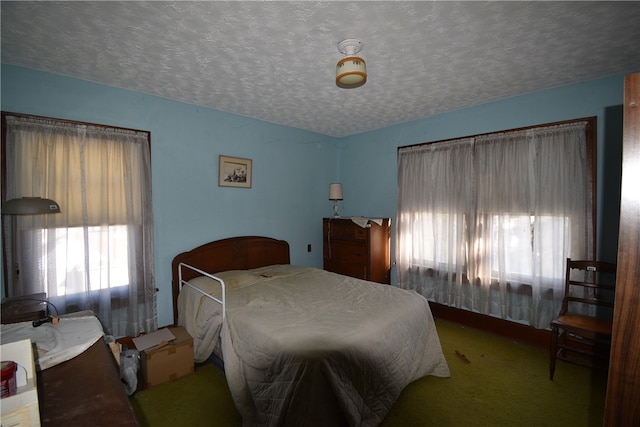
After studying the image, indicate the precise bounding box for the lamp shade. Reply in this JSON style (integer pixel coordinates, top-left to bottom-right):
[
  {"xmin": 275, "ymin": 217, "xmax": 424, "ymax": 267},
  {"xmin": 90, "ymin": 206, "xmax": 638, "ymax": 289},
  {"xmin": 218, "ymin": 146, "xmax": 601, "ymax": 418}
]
[
  {"xmin": 2, "ymin": 197, "xmax": 61, "ymax": 215},
  {"xmin": 329, "ymin": 183, "xmax": 343, "ymax": 201},
  {"xmin": 336, "ymin": 56, "xmax": 367, "ymax": 88}
]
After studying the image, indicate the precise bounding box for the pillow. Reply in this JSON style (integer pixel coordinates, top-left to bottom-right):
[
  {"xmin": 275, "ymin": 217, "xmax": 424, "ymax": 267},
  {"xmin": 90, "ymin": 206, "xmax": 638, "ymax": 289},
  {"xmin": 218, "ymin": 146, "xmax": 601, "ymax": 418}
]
[
  {"xmin": 187, "ymin": 265, "xmax": 312, "ymax": 295},
  {"xmin": 187, "ymin": 275, "xmax": 225, "ymax": 299},
  {"xmin": 213, "ymin": 270, "xmax": 262, "ymax": 290},
  {"xmin": 247, "ymin": 264, "xmax": 312, "ymax": 279}
]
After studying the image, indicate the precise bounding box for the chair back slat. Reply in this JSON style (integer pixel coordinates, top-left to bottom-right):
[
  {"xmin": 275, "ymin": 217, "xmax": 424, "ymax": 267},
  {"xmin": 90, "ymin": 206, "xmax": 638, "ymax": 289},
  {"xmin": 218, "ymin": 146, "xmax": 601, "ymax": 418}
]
[
  {"xmin": 560, "ymin": 258, "xmax": 616, "ymax": 316},
  {"xmin": 566, "ymin": 296, "xmax": 614, "ymax": 308}
]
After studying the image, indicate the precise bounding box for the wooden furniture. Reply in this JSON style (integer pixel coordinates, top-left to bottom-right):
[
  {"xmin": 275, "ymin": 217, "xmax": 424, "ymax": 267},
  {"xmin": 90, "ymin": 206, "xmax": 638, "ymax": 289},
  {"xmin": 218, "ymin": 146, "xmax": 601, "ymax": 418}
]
[
  {"xmin": 171, "ymin": 236, "xmax": 290, "ymax": 325},
  {"xmin": 1, "ymin": 293, "xmax": 48, "ymax": 324},
  {"xmin": 39, "ymin": 338, "xmax": 139, "ymax": 426},
  {"xmin": 322, "ymin": 217, "xmax": 391, "ymax": 284},
  {"xmin": 604, "ymin": 72, "xmax": 640, "ymax": 425},
  {"xmin": 549, "ymin": 258, "xmax": 616, "ymax": 380}
]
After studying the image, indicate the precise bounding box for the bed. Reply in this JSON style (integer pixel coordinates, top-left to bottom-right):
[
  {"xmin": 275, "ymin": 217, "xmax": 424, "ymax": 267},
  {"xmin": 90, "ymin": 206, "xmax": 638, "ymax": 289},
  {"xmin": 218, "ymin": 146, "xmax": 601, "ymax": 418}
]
[{"xmin": 172, "ymin": 236, "xmax": 450, "ymax": 426}]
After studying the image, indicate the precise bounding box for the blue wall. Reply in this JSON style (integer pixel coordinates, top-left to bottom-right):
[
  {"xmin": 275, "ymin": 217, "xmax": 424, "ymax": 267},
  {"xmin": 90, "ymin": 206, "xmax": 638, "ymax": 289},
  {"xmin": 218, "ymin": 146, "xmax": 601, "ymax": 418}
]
[
  {"xmin": 1, "ymin": 65, "xmax": 338, "ymax": 327},
  {"xmin": 1, "ymin": 64, "xmax": 626, "ymax": 327}
]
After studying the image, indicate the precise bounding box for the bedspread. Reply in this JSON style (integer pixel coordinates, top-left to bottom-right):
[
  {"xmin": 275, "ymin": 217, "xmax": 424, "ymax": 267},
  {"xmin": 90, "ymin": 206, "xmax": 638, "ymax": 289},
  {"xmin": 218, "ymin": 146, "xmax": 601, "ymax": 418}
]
[{"xmin": 180, "ymin": 265, "xmax": 450, "ymax": 426}]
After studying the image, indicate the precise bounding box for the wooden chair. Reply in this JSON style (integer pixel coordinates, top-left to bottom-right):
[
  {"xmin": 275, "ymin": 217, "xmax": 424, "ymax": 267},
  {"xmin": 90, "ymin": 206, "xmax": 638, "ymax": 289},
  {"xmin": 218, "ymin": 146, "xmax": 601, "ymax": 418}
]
[{"xmin": 549, "ymin": 258, "xmax": 616, "ymax": 380}]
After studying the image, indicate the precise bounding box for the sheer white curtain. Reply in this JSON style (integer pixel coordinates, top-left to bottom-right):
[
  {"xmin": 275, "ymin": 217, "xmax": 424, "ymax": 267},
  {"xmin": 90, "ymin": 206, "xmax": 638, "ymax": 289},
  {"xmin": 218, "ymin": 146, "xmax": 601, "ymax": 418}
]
[
  {"xmin": 397, "ymin": 122, "xmax": 591, "ymax": 329},
  {"xmin": 3, "ymin": 115, "xmax": 156, "ymax": 336}
]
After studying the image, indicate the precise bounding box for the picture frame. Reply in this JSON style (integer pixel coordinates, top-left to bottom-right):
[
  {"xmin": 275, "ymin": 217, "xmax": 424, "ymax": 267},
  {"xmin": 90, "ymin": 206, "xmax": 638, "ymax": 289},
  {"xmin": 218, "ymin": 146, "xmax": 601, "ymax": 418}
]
[{"xmin": 219, "ymin": 155, "xmax": 252, "ymax": 188}]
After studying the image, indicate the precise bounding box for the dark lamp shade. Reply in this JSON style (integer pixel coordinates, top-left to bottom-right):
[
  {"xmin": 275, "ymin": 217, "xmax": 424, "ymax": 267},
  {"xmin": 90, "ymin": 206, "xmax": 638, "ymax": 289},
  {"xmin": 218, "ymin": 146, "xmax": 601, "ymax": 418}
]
[{"xmin": 2, "ymin": 197, "xmax": 61, "ymax": 215}]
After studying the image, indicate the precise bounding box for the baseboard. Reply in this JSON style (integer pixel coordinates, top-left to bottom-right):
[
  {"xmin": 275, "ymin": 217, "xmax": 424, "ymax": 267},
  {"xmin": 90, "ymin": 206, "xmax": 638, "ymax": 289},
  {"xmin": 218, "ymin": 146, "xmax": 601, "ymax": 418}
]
[{"xmin": 429, "ymin": 302, "xmax": 550, "ymax": 349}]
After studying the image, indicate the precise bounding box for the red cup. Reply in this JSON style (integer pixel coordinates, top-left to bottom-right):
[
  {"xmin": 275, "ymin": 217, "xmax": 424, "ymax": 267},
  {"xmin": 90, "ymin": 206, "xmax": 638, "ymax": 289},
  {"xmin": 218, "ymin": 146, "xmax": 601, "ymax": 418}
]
[{"xmin": 1, "ymin": 361, "xmax": 18, "ymax": 398}]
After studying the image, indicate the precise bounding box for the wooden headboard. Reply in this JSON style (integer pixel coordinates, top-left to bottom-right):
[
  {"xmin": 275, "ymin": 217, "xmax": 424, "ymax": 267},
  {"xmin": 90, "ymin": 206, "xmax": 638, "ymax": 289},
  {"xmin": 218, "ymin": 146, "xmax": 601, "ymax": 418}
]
[{"xmin": 171, "ymin": 236, "xmax": 290, "ymax": 325}]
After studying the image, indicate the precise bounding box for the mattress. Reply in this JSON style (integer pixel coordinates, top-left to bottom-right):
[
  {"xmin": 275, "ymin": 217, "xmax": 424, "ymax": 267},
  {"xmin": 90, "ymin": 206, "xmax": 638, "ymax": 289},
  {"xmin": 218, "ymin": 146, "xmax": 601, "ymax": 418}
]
[{"xmin": 178, "ymin": 264, "xmax": 450, "ymax": 426}]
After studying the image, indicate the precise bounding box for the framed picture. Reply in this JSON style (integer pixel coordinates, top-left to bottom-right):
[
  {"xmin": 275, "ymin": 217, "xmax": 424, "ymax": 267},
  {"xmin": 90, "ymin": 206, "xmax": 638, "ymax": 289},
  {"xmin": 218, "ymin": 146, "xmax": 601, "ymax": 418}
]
[{"xmin": 219, "ymin": 155, "xmax": 252, "ymax": 188}]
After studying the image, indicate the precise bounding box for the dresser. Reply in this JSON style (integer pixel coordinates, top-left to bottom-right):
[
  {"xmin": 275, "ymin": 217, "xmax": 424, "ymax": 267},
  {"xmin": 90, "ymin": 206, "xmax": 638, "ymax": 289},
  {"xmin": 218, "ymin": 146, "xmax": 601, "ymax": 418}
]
[{"xmin": 323, "ymin": 217, "xmax": 391, "ymax": 284}]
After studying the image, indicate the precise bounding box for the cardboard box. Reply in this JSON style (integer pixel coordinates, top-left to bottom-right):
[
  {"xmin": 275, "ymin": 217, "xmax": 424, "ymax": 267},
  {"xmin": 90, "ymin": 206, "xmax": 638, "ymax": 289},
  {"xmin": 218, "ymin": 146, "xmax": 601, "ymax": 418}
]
[
  {"xmin": 139, "ymin": 327, "xmax": 194, "ymax": 388},
  {"xmin": 0, "ymin": 339, "xmax": 41, "ymax": 426}
]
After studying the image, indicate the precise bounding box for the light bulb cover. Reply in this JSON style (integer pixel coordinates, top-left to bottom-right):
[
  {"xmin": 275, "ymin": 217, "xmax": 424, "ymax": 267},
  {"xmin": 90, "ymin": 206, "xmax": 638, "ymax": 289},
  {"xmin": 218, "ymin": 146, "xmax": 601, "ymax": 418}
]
[
  {"xmin": 336, "ymin": 39, "xmax": 367, "ymax": 89},
  {"xmin": 336, "ymin": 57, "xmax": 367, "ymax": 88}
]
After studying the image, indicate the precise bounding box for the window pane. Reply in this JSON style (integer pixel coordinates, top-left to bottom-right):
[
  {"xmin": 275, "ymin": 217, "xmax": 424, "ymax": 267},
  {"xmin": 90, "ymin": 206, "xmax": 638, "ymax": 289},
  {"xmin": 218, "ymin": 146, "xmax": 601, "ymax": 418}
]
[
  {"xmin": 37, "ymin": 226, "xmax": 130, "ymax": 296},
  {"xmin": 488, "ymin": 214, "xmax": 567, "ymax": 283},
  {"xmin": 490, "ymin": 215, "xmax": 533, "ymax": 281},
  {"xmin": 407, "ymin": 211, "xmax": 465, "ymax": 269}
]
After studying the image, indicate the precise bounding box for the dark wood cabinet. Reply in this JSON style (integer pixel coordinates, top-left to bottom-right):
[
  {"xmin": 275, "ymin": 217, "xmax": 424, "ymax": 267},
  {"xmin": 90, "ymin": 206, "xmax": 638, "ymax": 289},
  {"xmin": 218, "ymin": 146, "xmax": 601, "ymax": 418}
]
[
  {"xmin": 604, "ymin": 72, "xmax": 640, "ymax": 426},
  {"xmin": 323, "ymin": 217, "xmax": 391, "ymax": 284}
]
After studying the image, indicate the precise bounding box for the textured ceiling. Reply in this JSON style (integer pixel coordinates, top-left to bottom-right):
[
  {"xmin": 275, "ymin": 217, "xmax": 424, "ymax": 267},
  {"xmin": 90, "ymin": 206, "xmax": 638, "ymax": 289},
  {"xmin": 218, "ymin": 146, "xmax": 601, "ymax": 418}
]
[{"xmin": 2, "ymin": 1, "xmax": 640, "ymax": 138}]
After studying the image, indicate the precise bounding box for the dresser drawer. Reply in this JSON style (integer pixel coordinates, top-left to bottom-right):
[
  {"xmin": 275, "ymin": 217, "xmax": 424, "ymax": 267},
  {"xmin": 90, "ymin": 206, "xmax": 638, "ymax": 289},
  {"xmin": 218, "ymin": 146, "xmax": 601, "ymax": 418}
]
[
  {"xmin": 326, "ymin": 241, "xmax": 367, "ymax": 263},
  {"xmin": 324, "ymin": 219, "xmax": 368, "ymax": 241},
  {"xmin": 324, "ymin": 260, "xmax": 367, "ymax": 280}
]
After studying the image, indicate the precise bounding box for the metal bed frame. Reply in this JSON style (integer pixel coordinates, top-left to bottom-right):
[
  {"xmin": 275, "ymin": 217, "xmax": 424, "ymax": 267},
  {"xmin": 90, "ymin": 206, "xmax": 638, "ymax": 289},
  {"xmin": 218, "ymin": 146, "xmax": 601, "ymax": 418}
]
[{"xmin": 178, "ymin": 262, "xmax": 227, "ymax": 320}]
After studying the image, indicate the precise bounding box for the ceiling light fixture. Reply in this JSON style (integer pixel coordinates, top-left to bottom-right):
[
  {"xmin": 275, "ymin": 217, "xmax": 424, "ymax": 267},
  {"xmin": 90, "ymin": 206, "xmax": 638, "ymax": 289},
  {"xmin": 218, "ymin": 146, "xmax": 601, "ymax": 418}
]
[{"xmin": 336, "ymin": 39, "xmax": 367, "ymax": 89}]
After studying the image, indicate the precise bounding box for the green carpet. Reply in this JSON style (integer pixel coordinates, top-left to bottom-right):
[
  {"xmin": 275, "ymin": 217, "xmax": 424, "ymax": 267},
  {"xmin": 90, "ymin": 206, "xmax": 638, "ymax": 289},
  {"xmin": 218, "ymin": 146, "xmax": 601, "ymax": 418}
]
[{"xmin": 130, "ymin": 319, "xmax": 607, "ymax": 426}]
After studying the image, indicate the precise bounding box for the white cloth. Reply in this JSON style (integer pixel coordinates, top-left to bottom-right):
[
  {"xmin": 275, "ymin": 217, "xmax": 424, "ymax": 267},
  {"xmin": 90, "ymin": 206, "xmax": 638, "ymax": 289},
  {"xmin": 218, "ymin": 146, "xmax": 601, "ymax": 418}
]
[
  {"xmin": 0, "ymin": 315, "xmax": 104, "ymax": 370},
  {"xmin": 397, "ymin": 121, "xmax": 591, "ymax": 329},
  {"xmin": 350, "ymin": 216, "xmax": 383, "ymax": 228}
]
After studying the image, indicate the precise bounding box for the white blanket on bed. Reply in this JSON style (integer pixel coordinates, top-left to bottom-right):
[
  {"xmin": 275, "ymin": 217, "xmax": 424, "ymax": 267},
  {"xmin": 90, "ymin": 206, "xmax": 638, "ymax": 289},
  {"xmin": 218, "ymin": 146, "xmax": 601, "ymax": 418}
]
[
  {"xmin": 178, "ymin": 273, "xmax": 226, "ymax": 362},
  {"xmin": 180, "ymin": 265, "xmax": 450, "ymax": 426}
]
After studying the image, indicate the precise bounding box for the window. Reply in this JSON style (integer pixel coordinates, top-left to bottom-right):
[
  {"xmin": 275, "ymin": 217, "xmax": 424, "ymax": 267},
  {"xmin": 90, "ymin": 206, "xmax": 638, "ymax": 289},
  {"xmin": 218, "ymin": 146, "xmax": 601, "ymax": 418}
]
[
  {"xmin": 402, "ymin": 211, "xmax": 467, "ymax": 270},
  {"xmin": 397, "ymin": 119, "xmax": 595, "ymax": 329},
  {"xmin": 2, "ymin": 113, "xmax": 156, "ymax": 336},
  {"xmin": 35, "ymin": 225, "xmax": 131, "ymax": 295}
]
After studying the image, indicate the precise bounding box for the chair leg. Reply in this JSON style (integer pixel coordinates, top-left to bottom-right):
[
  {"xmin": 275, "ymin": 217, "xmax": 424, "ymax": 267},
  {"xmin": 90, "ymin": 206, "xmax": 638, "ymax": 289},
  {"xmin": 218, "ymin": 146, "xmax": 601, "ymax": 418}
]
[{"xmin": 550, "ymin": 326, "xmax": 559, "ymax": 380}]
